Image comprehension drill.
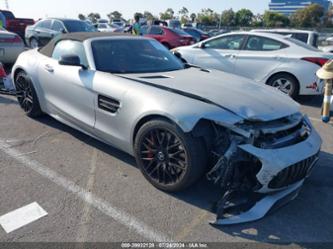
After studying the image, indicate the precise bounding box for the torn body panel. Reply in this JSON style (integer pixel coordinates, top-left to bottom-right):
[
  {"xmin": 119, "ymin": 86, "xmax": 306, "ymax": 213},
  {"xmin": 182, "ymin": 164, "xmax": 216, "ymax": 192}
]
[{"xmin": 206, "ymin": 114, "xmax": 322, "ymax": 225}]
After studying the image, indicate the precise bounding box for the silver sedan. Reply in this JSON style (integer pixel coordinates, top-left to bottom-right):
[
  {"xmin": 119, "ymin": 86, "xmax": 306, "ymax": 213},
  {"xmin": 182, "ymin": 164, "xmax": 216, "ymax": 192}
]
[
  {"xmin": 12, "ymin": 33, "xmax": 322, "ymax": 224},
  {"xmin": 0, "ymin": 28, "xmax": 25, "ymax": 64}
]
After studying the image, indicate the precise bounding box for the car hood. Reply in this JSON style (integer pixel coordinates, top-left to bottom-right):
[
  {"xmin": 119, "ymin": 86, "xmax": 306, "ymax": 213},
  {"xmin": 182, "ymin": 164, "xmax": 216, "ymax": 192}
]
[{"xmin": 121, "ymin": 68, "xmax": 300, "ymax": 122}]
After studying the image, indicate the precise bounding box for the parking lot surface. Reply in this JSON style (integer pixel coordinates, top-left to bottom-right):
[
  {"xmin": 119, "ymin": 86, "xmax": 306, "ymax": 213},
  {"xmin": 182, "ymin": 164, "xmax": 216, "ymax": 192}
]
[{"xmin": 0, "ymin": 94, "xmax": 332, "ymax": 247}]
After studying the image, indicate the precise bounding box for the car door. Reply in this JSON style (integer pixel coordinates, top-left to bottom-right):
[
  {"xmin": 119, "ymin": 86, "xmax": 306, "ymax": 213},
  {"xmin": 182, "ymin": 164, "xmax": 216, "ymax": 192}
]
[
  {"xmin": 34, "ymin": 19, "xmax": 54, "ymax": 46},
  {"xmin": 191, "ymin": 34, "xmax": 245, "ymax": 74},
  {"xmin": 234, "ymin": 35, "xmax": 287, "ymax": 82},
  {"xmin": 88, "ymin": 39, "xmax": 131, "ymax": 150},
  {"xmin": 37, "ymin": 40, "xmax": 96, "ymax": 130}
]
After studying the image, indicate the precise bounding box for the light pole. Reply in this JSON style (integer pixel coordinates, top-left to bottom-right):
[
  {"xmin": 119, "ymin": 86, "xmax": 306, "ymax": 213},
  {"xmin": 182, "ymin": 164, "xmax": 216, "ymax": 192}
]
[{"xmin": 5, "ymin": 0, "xmax": 9, "ymax": 9}]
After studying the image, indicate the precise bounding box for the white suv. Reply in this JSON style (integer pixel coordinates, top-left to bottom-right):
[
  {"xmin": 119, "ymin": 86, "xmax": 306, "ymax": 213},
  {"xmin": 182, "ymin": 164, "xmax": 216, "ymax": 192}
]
[{"xmin": 252, "ymin": 29, "xmax": 319, "ymax": 48}]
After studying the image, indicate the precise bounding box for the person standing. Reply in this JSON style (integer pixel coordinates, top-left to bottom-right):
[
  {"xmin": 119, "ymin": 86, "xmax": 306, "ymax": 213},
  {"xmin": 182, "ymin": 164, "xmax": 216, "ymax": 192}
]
[
  {"xmin": 132, "ymin": 14, "xmax": 141, "ymax": 36},
  {"xmin": 0, "ymin": 11, "xmax": 6, "ymax": 29}
]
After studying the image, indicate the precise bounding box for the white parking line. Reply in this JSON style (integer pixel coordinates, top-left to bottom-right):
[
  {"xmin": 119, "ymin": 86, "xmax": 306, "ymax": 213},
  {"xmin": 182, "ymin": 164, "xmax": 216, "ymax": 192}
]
[
  {"xmin": 0, "ymin": 202, "xmax": 47, "ymax": 233},
  {"xmin": 0, "ymin": 140, "xmax": 171, "ymax": 242}
]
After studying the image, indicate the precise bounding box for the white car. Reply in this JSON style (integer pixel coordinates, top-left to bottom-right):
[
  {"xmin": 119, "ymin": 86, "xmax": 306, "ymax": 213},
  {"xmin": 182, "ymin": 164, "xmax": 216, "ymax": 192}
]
[
  {"xmin": 0, "ymin": 28, "xmax": 25, "ymax": 64},
  {"xmin": 97, "ymin": 23, "xmax": 120, "ymax": 32},
  {"xmin": 174, "ymin": 32, "xmax": 332, "ymax": 98}
]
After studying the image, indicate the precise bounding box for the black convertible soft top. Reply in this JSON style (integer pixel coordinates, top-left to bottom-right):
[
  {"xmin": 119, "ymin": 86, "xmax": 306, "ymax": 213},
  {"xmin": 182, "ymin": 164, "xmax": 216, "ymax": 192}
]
[{"xmin": 39, "ymin": 32, "xmax": 133, "ymax": 57}]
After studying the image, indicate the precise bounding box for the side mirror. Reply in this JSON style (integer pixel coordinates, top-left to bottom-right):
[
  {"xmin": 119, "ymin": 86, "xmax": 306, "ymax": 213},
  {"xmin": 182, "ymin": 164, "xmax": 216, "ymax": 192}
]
[
  {"xmin": 173, "ymin": 51, "xmax": 182, "ymax": 60},
  {"xmin": 173, "ymin": 51, "xmax": 187, "ymax": 64},
  {"xmin": 61, "ymin": 29, "xmax": 67, "ymax": 34},
  {"xmin": 199, "ymin": 42, "xmax": 206, "ymax": 49},
  {"xmin": 59, "ymin": 55, "xmax": 87, "ymax": 69}
]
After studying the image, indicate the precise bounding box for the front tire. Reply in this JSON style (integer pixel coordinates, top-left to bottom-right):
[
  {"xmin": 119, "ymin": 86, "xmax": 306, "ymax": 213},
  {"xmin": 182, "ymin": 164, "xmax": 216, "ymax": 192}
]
[
  {"xmin": 134, "ymin": 119, "xmax": 207, "ymax": 192},
  {"xmin": 15, "ymin": 71, "xmax": 43, "ymax": 118},
  {"xmin": 267, "ymin": 73, "xmax": 299, "ymax": 99}
]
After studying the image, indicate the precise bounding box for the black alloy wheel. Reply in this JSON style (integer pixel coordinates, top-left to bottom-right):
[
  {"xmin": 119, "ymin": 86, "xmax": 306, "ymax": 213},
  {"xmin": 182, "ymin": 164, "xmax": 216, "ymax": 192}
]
[
  {"xmin": 15, "ymin": 71, "xmax": 43, "ymax": 117},
  {"xmin": 134, "ymin": 119, "xmax": 207, "ymax": 192}
]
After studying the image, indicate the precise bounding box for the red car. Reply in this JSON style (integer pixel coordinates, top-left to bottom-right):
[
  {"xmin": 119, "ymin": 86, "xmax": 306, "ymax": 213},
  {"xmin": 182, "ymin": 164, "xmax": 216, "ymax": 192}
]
[
  {"xmin": 0, "ymin": 10, "xmax": 34, "ymax": 39},
  {"xmin": 142, "ymin": 25, "xmax": 195, "ymax": 49}
]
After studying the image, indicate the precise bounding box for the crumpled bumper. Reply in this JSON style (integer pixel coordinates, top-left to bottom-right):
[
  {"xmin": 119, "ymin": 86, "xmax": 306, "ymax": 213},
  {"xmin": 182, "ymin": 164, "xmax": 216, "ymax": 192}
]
[
  {"xmin": 213, "ymin": 116, "xmax": 322, "ymax": 225},
  {"xmin": 214, "ymin": 180, "xmax": 304, "ymax": 225},
  {"xmin": 239, "ymin": 116, "xmax": 322, "ymax": 193}
]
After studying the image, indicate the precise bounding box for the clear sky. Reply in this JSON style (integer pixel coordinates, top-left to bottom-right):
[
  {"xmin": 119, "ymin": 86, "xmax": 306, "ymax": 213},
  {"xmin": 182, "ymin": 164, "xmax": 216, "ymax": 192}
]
[{"xmin": 2, "ymin": 0, "xmax": 270, "ymax": 20}]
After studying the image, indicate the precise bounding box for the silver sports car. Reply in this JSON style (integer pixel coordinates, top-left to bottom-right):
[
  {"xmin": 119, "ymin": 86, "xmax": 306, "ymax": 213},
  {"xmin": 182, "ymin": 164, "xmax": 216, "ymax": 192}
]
[{"xmin": 12, "ymin": 33, "xmax": 322, "ymax": 225}]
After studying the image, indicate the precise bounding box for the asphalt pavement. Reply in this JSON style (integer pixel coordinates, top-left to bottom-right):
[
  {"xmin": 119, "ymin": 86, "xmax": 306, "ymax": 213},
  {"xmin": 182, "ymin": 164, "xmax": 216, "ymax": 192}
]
[{"xmin": 0, "ymin": 94, "xmax": 332, "ymax": 248}]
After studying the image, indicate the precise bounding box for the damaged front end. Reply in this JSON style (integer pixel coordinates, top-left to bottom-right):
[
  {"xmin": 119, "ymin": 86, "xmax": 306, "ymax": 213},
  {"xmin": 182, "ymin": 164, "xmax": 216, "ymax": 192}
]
[{"xmin": 202, "ymin": 113, "xmax": 321, "ymax": 225}]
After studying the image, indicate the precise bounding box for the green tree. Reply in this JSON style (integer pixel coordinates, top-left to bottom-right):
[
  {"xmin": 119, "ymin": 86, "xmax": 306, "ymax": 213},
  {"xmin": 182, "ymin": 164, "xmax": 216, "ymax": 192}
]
[
  {"xmin": 197, "ymin": 8, "xmax": 219, "ymax": 25},
  {"xmin": 108, "ymin": 11, "xmax": 122, "ymax": 21},
  {"xmin": 252, "ymin": 14, "xmax": 264, "ymax": 27},
  {"xmin": 324, "ymin": 6, "xmax": 333, "ymax": 27},
  {"xmin": 160, "ymin": 8, "xmax": 174, "ymax": 20},
  {"xmin": 134, "ymin": 12, "xmax": 143, "ymax": 21},
  {"xmin": 88, "ymin": 13, "xmax": 100, "ymax": 23},
  {"xmin": 143, "ymin": 11, "xmax": 154, "ymax": 21},
  {"xmin": 179, "ymin": 7, "xmax": 189, "ymax": 24},
  {"xmin": 290, "ymin": 4, "xmax": 324, "ymax": 27},
  {"xmin": 262, "ymin": 11, "xmax": 289, "ymax": 27},
  {"xmin": 78, "ymin": 14, "xmax": 86, "ymax": 20},
  {"xmin": 190, "ymin": 13, "xmax": 197, "ymax": 22},
  {"xmin": 235, "ymin": 8, "xmax": 254, "ymax": 26},
  {"xmin": 221, "ymin": 8, "xmax": 235, "ymax": 27}
]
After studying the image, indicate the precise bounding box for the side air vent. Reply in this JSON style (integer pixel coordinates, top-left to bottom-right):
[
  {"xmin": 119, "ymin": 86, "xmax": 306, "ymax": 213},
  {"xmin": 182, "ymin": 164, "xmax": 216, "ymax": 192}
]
[{"xmin": 98, "ymin": 95, "xmax": 120, "ymax": 114}]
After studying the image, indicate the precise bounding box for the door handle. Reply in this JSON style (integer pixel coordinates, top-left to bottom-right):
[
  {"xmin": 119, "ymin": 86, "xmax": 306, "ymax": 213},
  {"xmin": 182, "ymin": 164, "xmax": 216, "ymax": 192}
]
[
  {"xmin": 224, "ymin": 54, "xmax": 236, "ymax": 58},
  {"xmin": 44, "ymin": 64, "xmax": 54, "ymax": 73}
]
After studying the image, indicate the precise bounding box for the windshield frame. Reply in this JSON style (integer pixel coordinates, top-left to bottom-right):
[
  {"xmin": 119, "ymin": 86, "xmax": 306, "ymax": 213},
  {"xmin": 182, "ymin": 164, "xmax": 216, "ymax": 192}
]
[{"xmin": 88, "ymin": 37, "xmax": 185, "ymax": 74}]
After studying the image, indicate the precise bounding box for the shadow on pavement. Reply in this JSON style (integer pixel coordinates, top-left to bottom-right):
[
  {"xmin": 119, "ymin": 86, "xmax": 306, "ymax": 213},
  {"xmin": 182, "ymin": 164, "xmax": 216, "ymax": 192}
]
[
  {"xmin": 296, "ymin": 95, "xmax": 323, "ymax": 108},
  {"xmin": 0, "ymin": 95, "xmax": 17, "ymax": 105},
  {"xmin": 34, "ymin": 115, "xmax": 137, "ymax": 168},
  {"xmin": 33, "ymin": 115, "xmax": 333, "ymax": 245}
]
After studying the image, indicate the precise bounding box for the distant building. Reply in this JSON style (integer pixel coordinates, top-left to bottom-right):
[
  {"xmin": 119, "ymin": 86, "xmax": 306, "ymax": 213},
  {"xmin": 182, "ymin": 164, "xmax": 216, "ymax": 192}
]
[{"xmin": 269, "ymin": 0, "xmax": 332, "ymax": 15}]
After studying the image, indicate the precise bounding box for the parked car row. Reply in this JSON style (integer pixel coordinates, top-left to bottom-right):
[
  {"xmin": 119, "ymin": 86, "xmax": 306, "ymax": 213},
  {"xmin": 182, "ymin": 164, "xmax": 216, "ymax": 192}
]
[
  {"xmin": 0, "ymin": 9, "xmax": 34, "ymax": 39},
  {"xmin": 0, "ymin": 12, "xmax": 331, "ymax": 101},
  {"xmin": 25, "ymin": 18, "xmax": 96, "ymax": 48},
  {"xmin": 0, "ymin": 27, "xmax": 25, "ymax": 64},
  {"xmin": 174, "ymin": 31, "xmax": 331, "ymax": 98}
]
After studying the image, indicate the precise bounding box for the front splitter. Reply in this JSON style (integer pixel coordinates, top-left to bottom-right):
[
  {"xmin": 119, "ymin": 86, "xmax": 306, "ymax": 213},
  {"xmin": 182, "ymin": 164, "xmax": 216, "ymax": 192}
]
[{"xmin": 212, "ymin": 180, "xmax": 303, "ymax": 225}]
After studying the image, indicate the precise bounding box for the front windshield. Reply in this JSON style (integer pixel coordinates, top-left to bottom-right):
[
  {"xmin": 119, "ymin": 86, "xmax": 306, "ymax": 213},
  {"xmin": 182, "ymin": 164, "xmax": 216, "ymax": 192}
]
[
  {"xmin": 92, "ymin": 39, "xmax": 185, "ymax": 74},
  {"xmin": 63, "ymin": 20, "xmax": 96, "ymax": 32}
]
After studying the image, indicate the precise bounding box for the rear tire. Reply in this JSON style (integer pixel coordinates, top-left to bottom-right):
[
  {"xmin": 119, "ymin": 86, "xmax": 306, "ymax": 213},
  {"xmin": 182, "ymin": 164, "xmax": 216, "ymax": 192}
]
[
  {"xmin": 134, "ymin": 119, "xmax": 207, "ymax": 192},
  {"xmin": 15, "ymin": 71, "xmax": 43, "ymax": 118},
  {"xmin": 30, "ymin": 37, "xmax": 39, "ymax": 49},
  {"xmin": 267, "ymin": 73, "xmax": 299, "ymax": 99}
]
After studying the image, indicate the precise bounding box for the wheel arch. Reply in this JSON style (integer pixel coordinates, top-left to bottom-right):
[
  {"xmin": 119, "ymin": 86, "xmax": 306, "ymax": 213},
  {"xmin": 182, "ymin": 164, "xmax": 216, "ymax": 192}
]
[
  {"xmin": 13, "ymin": 67, "xmax": 26, "ymax": 84},
  {"xmin": 12, "ymin": 67, "xmax": 45, "ymax": 113},
  {"xmin": 265, "ymin": 71, "xmax": 300, "ymax": 90},
  {"xmin": 132, "ymin": 114, "xmax": 181, "ymax": 144}
]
